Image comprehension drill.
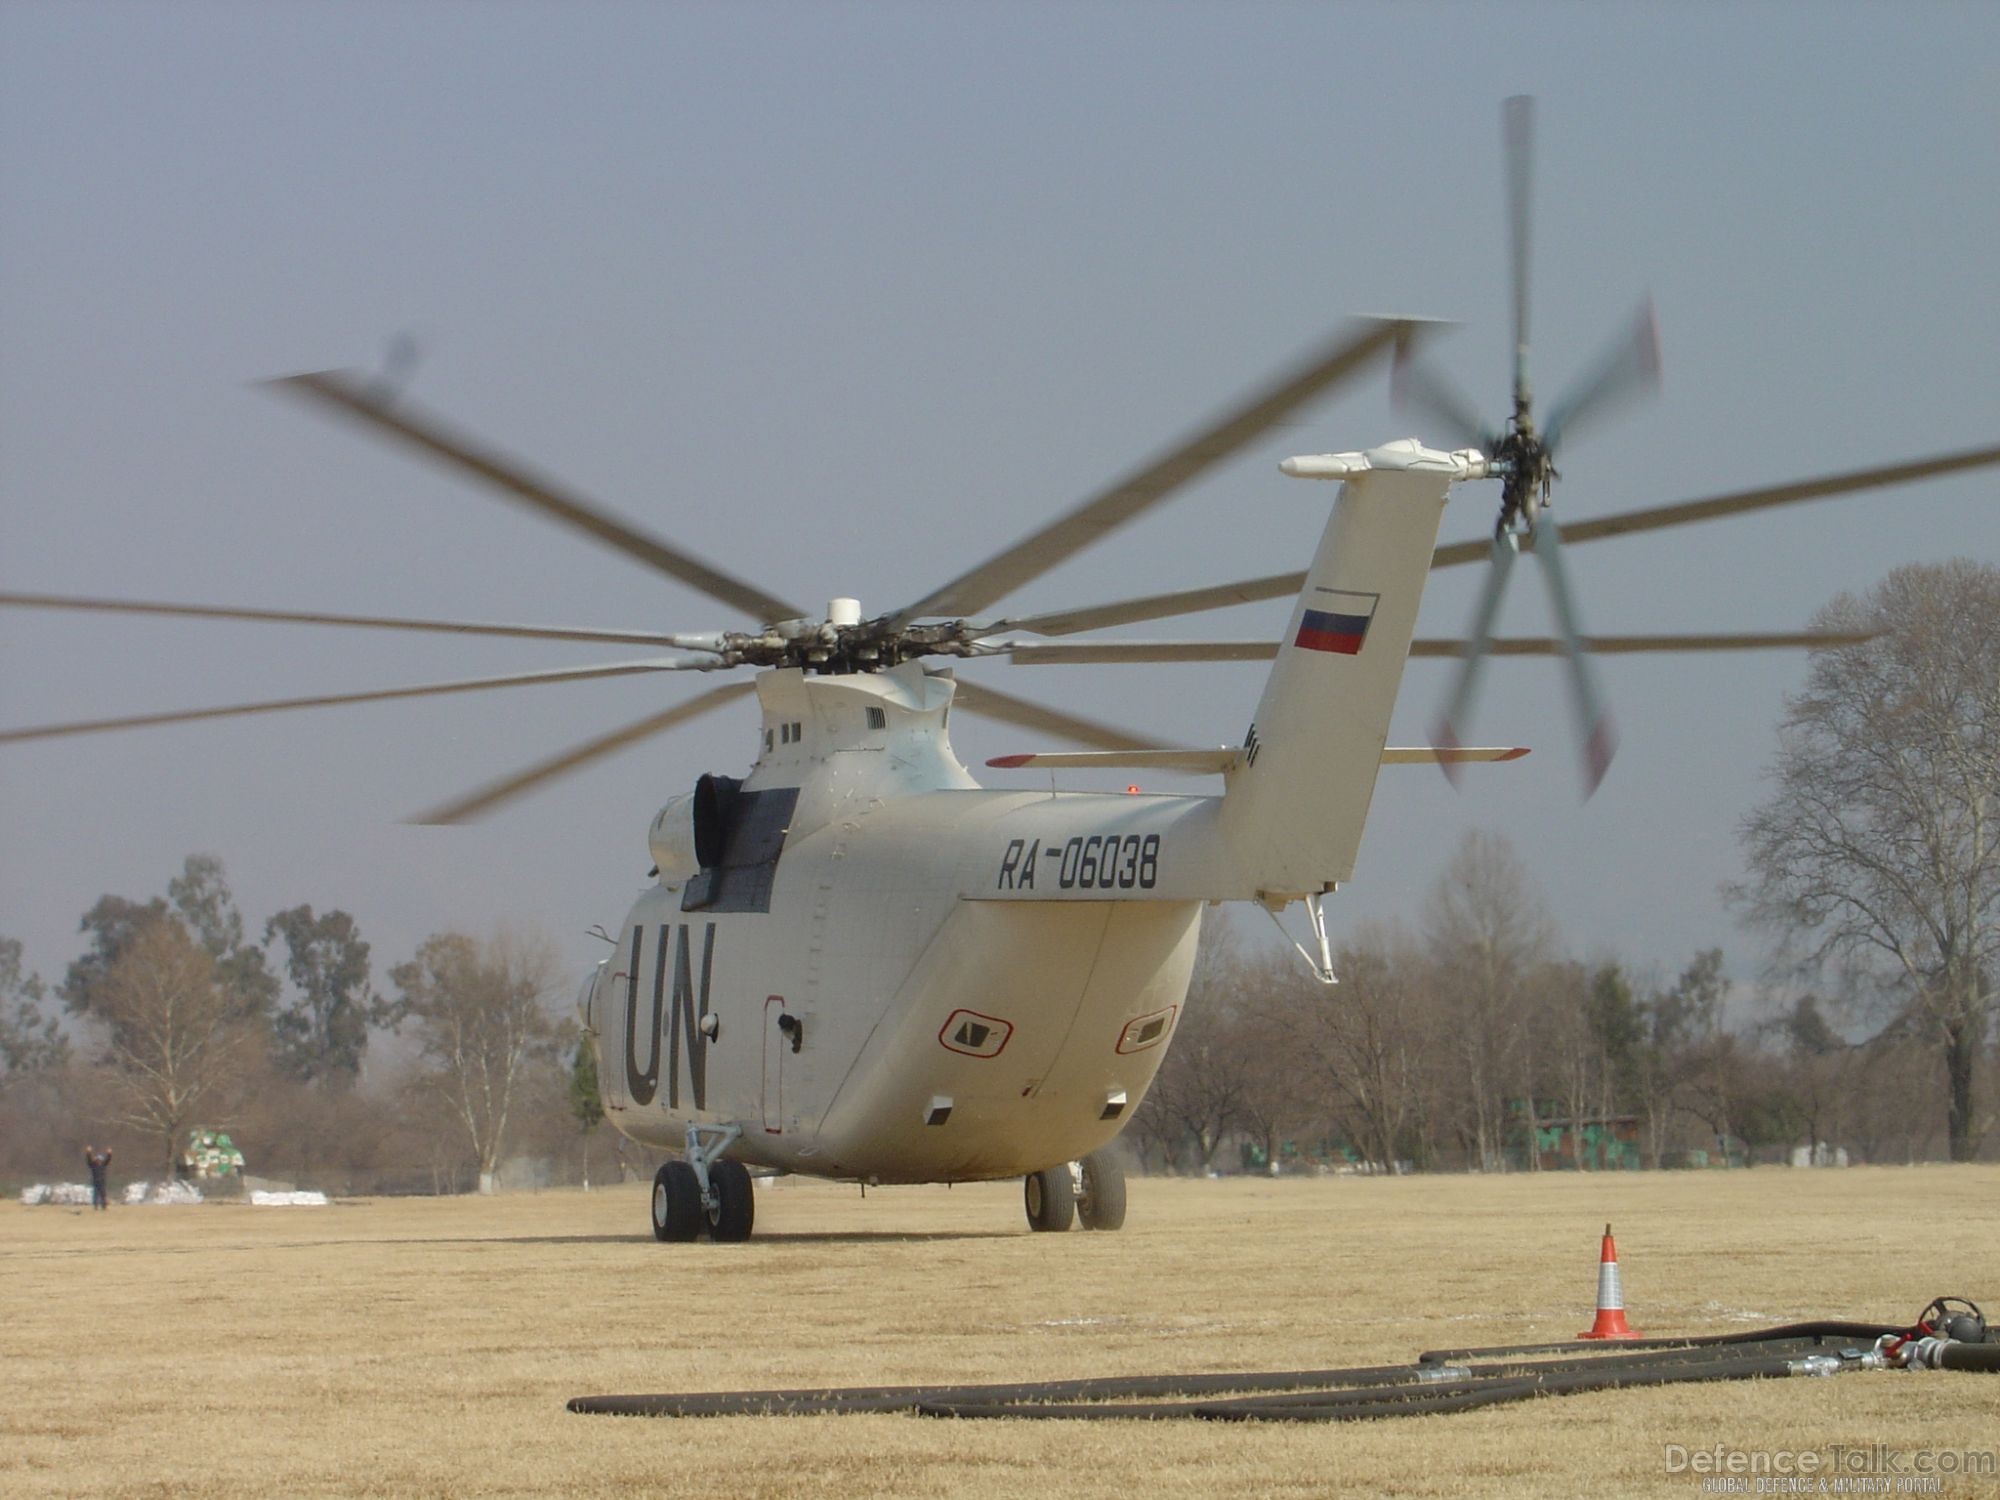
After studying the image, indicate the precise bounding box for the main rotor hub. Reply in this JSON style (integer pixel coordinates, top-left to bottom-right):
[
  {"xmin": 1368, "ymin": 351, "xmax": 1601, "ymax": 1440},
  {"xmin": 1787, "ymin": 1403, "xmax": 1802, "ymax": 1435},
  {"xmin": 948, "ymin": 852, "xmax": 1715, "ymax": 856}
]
[
  {"xmin": 703, "ymin": 613, "xmax": 986, "ymax": 675},
  {"xmin": 1489, "ymin": 422, "xmax": 1557, "ymax": 538}
]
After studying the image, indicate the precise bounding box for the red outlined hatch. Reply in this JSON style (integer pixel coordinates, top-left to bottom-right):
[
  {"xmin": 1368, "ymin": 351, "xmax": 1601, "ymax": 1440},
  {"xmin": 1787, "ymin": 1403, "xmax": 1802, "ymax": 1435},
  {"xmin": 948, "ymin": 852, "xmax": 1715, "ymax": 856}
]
[
  {"xmin": 1117, "ymin": 1006, "xmax": 1177, "ymax": 1054},
  {"xmin": 939, "ymin": 1009, "xmax": 1013, "ymax": 1058}
]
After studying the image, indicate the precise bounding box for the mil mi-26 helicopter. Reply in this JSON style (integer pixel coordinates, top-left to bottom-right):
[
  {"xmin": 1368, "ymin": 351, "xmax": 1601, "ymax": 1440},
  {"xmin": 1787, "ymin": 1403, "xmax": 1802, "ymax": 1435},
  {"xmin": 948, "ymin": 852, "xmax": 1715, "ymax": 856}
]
[{"xmin": 6, "ymin": 100, "xmax": 1996, "ymax": 1243}]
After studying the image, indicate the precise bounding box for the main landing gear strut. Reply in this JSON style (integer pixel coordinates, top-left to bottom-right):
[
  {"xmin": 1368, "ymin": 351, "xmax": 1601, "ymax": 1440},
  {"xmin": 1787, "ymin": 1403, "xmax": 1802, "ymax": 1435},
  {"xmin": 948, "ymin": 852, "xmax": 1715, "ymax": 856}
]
[
  {"xmin": 652, "ymin": 1123, "xmax": 755, "ymax": 1243},
  {"xmin": 1024, "ymin": 1150, "xmax": 1126, "ymax": 1232}
]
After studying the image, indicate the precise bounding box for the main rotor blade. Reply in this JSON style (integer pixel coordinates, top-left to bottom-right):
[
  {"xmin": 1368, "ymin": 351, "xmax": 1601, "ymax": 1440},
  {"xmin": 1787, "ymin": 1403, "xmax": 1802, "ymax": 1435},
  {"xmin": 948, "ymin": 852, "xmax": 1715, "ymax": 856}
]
[
  {"xmin": 995, "ymin": 572, "xmax": 1304, "ymax": 637},
  {"xmin": 1424, "ymin": 442, "xmax": 2000, "ymax": 571},
  {"xmin": 951, "ymin": 679, "xmax": 1167, "ymax": 753},
  {"xmin": 1529, "ymin": 442, "xmax": 2000, "ymax": 552},
  {"xmin": 994, "ymin": 439, "xmax": 2000, "ymax": 634},
  {"xmin": 410, "ymin": 681, "xmax": 756, "ymax": 824},
  {"xmin": 1003, "ymin": 639, "xmax": 1281, "ymax": 663},
  {"xmin": 266, "ymin": 370, "xmax": 804, "ymax": 624},
  {"xmin": 0, "ymin": 591, "xmax": 713, "ymax": 650},
  {"xmin": 886, "ymin": 319, "xmax": 1424, "ymax": 628},
  {"xmin": 1504, "ymin": 94, "xmax": 1535, "ymax": 417},
  {"xmin": 1542, "ymin": 297, "xmax": 1662, "ymax": 454},
  {"xmin": 1457, "ymin": 630, "xmax": 1879, "ymax": 655},
  {"xmin": 0, "ymin": 656, "xmax": 715, "ymax": 745},
  {"xmin": 999, "ymin": 631, "xmax": 1877, "ymax": 664}
]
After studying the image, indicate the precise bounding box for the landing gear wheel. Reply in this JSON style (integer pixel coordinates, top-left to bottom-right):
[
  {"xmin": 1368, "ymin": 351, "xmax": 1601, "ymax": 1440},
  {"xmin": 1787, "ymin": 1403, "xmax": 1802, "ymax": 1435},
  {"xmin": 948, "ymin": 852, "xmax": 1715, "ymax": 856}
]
[
  {"xmin": 1076, "ymin": 1151, "xmax": 1126, "ymax": 1231},
  {"xmin": 708, "ymin": 1159, "xmax": 755, "ymax": 1243},
  {"xmin": 1024, "ymin": 1165, "xmax": 1076, "ymax": 1232},
  {"xmin": 651, "ymin": 1160, "xmax": 702, "ymax": 1242}
]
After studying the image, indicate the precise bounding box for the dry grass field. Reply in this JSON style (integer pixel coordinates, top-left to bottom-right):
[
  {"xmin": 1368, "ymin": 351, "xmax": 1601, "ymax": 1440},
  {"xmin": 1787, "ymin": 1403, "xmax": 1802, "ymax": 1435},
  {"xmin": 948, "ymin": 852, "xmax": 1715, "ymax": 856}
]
[{"xmin": 4, "ymin": 1166, "xmax": 1998, "ymax": 1498}]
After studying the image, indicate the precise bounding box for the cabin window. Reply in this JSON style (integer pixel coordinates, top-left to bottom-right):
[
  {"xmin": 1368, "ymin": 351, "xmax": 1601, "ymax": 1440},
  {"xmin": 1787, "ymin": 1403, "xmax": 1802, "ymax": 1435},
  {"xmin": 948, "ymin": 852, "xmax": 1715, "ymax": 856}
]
[
  {"xmin": 865, "ymin": 707, "xmax": 886, "ymax": 730},
  {"xmin": 763, "ymin": 729, "xmax": 774, "ymax": 753}
]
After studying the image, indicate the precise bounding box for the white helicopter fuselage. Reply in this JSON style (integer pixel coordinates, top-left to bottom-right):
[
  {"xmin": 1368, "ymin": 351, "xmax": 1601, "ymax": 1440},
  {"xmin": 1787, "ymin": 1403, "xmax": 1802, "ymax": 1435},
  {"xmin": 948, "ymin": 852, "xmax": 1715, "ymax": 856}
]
[
  {"xmin": 589, "ymin": 666, "xmax": 1209, "ymax": 1182},
  {"xmin": 584, "ymin": 439, "xmax": 1471, "ymax": 1185}
]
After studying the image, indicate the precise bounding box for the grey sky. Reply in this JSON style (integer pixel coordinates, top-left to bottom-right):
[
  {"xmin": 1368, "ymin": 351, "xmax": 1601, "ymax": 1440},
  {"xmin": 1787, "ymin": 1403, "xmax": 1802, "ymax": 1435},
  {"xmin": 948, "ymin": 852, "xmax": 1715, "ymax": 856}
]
[{"xmin": 3, "ymin": 3, "xmax": 1996, "ymax": 1012}]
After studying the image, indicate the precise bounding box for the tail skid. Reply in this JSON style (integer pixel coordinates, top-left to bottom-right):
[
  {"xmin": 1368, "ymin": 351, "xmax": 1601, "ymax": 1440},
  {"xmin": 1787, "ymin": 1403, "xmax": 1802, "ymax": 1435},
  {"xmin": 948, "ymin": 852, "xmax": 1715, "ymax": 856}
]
[{"xmin": 1260, "ymin": 889, "xmax": 1340, "ymax": 986}]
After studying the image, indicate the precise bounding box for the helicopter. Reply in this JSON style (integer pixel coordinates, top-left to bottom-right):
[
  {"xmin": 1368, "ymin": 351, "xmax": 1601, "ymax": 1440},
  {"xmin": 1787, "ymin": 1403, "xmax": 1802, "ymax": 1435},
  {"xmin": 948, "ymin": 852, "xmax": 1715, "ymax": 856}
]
[{"xmin": 6, "ymin": 103, "xmax": 1997, "ymax": 1243}]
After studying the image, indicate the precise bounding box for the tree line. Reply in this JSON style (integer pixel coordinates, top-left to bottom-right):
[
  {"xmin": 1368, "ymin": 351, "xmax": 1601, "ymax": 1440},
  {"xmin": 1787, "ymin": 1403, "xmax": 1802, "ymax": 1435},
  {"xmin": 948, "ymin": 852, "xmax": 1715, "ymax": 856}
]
[
  {"xmin": 1128, "ymin": 832, "xmax": 1973, "ymax": 1175},
  {"xmin": 0, "ymin": 857, "xmax": 601, "ymax": 1195}
]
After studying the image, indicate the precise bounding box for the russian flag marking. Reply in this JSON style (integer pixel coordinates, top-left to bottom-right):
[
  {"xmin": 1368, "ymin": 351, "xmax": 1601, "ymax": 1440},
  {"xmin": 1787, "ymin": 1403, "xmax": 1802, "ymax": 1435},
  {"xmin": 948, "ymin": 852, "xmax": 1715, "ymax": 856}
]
[{"xmin": 1295, "ymin": 591, "xmax": 1378, "ymax": 655}]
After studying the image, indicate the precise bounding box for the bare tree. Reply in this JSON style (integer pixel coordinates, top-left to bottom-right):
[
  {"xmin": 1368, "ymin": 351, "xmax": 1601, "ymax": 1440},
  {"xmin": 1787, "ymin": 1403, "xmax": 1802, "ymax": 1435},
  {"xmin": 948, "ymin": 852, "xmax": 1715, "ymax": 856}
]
[
  {"xmin": 1844, "ymin": 1030, "xmax": 1949, "ymax": 1164},
  {"xmin": 390, "ymin": 928, "xmax": 566, "ymax": 1193},
  {"xmin": 1135, "ymin": 992, "xmax": 1247, "ymax": 1172},
  {"xmin": 1131, "ymin": 925, "xmax": 1260, "ymax": 1172},
  {"xmin": 1762, "ymin": 993, "xmax": 1857, "ymax": 1161},
  {"xmin": 1231, "ymin": 978, "xmax": 1314, "ymax": 1175},
  {"xmin": 92, "ymin": 918, "xmax": 260, "ymax": 1176},
  {"xmin": 1425, "ymin": 830, "xmax": 1555, "ymax": 1170},
  {"xmin": 1734, "ymin": 560, "xmax": 2000, "ymax": 1161},
  {"xmin": 1543, "ymin": 961, "xmax": 1602, "ymax": 1170},
  {"xmin": 1291, "ymin": 924, "xmax": 1430, "ymax": 1172}
]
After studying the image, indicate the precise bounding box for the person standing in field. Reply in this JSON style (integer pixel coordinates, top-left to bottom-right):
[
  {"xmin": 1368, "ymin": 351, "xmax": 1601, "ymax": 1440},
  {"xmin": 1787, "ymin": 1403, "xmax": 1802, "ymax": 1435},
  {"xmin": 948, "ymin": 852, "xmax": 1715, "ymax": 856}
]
[{"xmin": 84, "ymin": 1145, "xmax": 112, "ymax": 1211}]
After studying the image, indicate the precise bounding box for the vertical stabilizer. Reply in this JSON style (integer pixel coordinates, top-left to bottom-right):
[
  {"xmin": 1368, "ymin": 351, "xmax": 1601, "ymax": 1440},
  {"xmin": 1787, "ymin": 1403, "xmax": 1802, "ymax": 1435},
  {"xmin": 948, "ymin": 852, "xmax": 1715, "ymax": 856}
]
[{"xmin": 1220, "ymin": 440, "xmax": 1471, "ymax": 896}]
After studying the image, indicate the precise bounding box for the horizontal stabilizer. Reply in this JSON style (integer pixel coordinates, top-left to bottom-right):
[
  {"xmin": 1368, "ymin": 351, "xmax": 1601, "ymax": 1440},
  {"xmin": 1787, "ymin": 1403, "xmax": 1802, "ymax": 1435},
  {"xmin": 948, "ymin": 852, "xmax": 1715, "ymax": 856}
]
[
  {"xmin": 986, "ymin": 745, "xmax": 1528, "ymax": 773},
  {"xmin": 1379, "ymin": 745, "xmax": 1529, "ymax": 764},
  {"xmin": 987, "ymin": 748, "xmax": 1242, "ymax": 773}
]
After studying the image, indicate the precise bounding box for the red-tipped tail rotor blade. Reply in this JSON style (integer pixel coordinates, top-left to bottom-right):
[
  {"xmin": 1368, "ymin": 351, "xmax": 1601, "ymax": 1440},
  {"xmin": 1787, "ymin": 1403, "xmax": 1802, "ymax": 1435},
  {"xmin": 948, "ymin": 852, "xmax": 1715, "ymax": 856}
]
[
  {"xmin": 1543, "ymin": 297, "xmax": 1662, "ymax": 454},
  {"xmin": 1433, "ymin": 535, "xmax": 1520, "ymax": 787},
  {"xmin": 1529, "ymin": 517, "xmax": 1618, "ymax": 796}
]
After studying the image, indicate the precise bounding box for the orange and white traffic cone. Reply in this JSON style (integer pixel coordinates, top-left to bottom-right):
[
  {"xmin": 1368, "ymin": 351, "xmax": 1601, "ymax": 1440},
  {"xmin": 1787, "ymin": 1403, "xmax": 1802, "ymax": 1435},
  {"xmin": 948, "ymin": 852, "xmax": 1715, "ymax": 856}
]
[{"xmin": 1578, "ymin": 1222, "xmax": 1640, "ymax": 1339}]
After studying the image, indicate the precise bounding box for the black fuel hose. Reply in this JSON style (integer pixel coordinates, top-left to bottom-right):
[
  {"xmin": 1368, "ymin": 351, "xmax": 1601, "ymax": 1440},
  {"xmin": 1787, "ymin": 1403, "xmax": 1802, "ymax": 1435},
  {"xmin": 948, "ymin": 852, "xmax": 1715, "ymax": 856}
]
[
  {"xmin": 569, "ymin": 1312, "xmax": 1988, "ymax": 1423},
  {"xmin": 908, "ymin": 1352, "xmax": 1849, "ymax": 1423},
  {"xmin": 1938, "ymin": 1341, "xmax": 2000, "ymax": 1373},
  {"xmin": 569, "ymin": 1342, "xmax": 1870, "ymax": 1421},
  {"xmin": 1418, "ymin": 1320, "xmax": 1903, "ymax": 1363},
  {"xmin": 567, "ymin": 1339, "xmax": 1857, "ymax": 1419}
]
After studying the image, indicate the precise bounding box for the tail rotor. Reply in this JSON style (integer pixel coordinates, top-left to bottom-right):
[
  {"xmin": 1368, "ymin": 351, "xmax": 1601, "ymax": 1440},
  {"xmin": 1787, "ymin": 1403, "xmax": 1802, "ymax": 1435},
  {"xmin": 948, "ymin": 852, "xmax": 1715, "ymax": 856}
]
[{"xmin": 1402, "ymin": 95, "xmax": 1662, "ymax": 797}]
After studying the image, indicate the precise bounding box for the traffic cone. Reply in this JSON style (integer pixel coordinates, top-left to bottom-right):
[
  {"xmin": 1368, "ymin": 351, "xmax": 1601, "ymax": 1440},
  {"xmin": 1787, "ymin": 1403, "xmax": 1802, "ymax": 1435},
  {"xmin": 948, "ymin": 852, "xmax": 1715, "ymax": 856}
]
[{"xmin": 1577, "ymin": 1222, "xmax": 1640, "ymax": 1339}]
